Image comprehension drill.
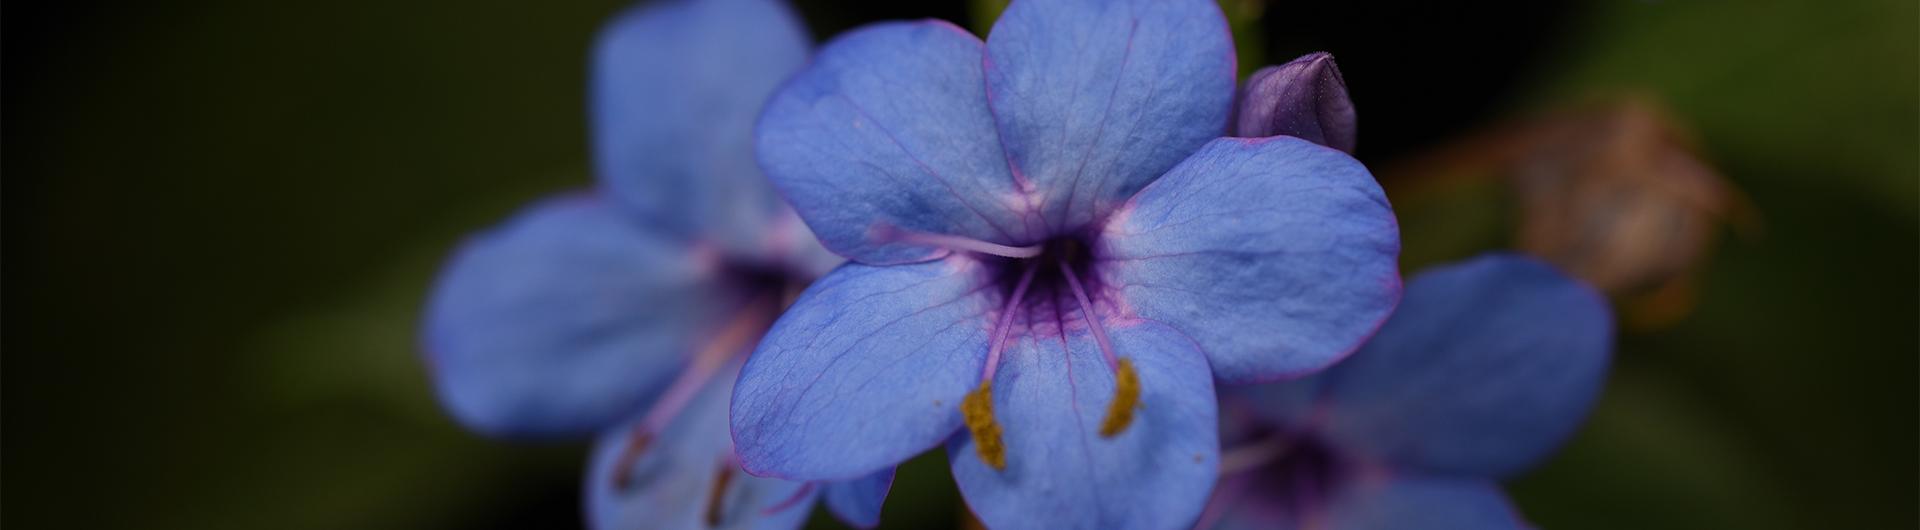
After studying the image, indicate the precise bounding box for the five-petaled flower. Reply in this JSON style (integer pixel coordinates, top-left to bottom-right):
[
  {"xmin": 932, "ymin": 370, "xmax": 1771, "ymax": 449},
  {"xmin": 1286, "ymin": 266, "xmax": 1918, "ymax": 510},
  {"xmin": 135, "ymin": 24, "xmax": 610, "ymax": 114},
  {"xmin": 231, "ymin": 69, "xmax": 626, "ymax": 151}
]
[
  {"xmin": 731, "ymin": 0, "xmax": 1401, "ymax": 528},
  {"xmin": 418, "ymin": 0, "xmax": 889, "ymax": 528},
  {"xmin": 1199, "ymin": 254, "xmax": 1613, "ymax": 530}
]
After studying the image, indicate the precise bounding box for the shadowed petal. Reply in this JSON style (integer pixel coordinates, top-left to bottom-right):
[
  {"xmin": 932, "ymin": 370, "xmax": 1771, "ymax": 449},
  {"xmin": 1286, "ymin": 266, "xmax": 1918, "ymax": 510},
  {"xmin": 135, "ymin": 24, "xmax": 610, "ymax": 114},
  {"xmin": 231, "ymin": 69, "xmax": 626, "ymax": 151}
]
[
  {"xmin": 1315, "ymin": 254, "xmax": 1613, "ymax": 478},
  {"xmin": 1099, "ymin": 137, "xmax": 1400, "ymax": 383},
  {"xmin": 757, "ymin": 21, "xmax": 1032, "ymax": 265},
  {"xmin": 593, "ymin": 0, "xmax": 811, "ymax": 259},
  {"xmin": 1226, "ymin": 377, "xmax": 1325, "ymax": 434},
  {"xmin": 823, "ymin": 467, "xmax": 896, "ymax": 528},
  {"xmin": 985, "ymin": 0, "xmax": 1237, "ymax": 232},
  {"xmin": 587, "ymin": 363, "xmax": 818, "ymax": 530},
  {"xmin": 1319, "ymin": 475, "xmax": 1524, "ymax": 530},
  {"xmin": 948, "ymin": 320, "xmax": 1219, "ymax": 530},
  {"xmin": 731, "ymin": 257, "xmax": 998, "ymax": 479},
  {"xmin": 423, "ymin": 195, "xmax": 740, "ymax": 437},
  {"xmin": 1203, "ymin": 474, "xmax": 1521, "ymax": 530}
]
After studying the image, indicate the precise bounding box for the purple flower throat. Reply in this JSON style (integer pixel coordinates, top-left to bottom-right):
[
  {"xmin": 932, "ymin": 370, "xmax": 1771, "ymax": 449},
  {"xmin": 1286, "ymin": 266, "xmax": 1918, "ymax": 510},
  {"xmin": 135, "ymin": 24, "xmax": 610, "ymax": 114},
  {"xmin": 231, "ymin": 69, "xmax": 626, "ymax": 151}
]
[{"xmin": 892, "ymin": 229, "xmax": 1142, "ymax": 470}]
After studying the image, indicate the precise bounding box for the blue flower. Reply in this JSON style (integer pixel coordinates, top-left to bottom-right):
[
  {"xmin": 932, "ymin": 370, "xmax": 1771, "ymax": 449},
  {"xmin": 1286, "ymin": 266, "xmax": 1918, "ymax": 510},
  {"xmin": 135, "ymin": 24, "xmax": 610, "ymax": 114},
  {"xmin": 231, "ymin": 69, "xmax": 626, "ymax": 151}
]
[
  {"xmin": 732, "ymin": 1, "xmax": 1401, "ymax": 527},
  {"xmin": 419, "ymin": 0, "xmax": 886, "ymax": 527},
  {"xmin": 1199, "ymin": 254, "xmax": 1613, "ymax": 529}
]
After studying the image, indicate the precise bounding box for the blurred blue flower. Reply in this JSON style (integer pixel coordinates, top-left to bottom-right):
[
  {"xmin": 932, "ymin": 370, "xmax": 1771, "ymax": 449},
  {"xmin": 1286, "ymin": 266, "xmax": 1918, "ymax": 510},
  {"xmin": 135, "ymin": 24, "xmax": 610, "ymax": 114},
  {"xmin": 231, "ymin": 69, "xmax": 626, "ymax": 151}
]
[
  {"xmin": 419, "ymin": 0, "xmax": 887, "ymax": 527},
  {"xmin": 732, "ymin": 0, "xmax": 1400, "ymax": 527},
  {"xmin": 1199, "ymin": 254, "xmax": 1613, "ymax": 530}
]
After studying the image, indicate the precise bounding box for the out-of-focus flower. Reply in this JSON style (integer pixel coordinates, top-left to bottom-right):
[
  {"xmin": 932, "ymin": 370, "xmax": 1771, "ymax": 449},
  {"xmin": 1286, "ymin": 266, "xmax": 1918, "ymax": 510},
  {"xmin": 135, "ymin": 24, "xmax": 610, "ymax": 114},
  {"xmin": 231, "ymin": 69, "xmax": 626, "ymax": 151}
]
[
  {"xmin": 731, "ymin": 1, "xmax": 1400, "ymax": 528},
  {"xmin": 1386, "ymin": 96, "xmax": 1747, "ymax": 329},
  {"xmin": 1198, "ymin": 254, "xmax": 1613, "ymax": 530},
  {"xmin": 1234, "ymin": 52, "xmax": 1358, "ymax": 154},
  {"xmin": 419, "ymin": 0, "xmax": 886, "ymax": 528},
  {"xmin": 1511, "ymin": 98, "xmax": 1745, "ymax": 328}
]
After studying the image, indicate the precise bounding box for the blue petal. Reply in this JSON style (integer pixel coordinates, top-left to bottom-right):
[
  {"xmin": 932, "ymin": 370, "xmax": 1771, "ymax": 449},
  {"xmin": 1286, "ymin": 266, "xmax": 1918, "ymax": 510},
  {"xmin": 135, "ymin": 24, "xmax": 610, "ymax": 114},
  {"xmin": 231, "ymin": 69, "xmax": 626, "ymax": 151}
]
[
  {"xmin": 757, "ymin": 21, "xmax": 1034, "ymax": 264},
  {"xmin": 823, "ymin": 467, "xmax": 896, "ymax": 528},
  {"xmin": 948, "ymin": 320, "xmax": 1219, "ymax": 530},
  {"xmin": 731, "ymin": 257, "xmax": 997, "ymax": 479},
  {"xmin": 985, "ymin": 0, "xmax": 1237, "ymax": 232},
  {"xmin": 1225, "ymin": 377, "xmax": 1324, "ymax": 434},
  {"xmin": 1316, "ymin": 254, "xmax": 1613, "ymax": 478},
  {"xmin": 1320, "ymin": 476, "xmax": 1524, "ymax": 530},
  {"xmin": 592, "ymin": 0, "xmax": 812, "ymax": 259},
  {"xmin": 1098, "ymin": 137, "xmax": 1401, "ymax": 383},
  {"xmin": 1203, "ymin": 474, "xmax": 1521, "ymax": 530},
  {"xmin": 423, "ymin": 194, "xmax": 744, "ymax": 437},
  {"xmin": 587, "ymin": 362, "xmax": 819, "ymax": 530}
]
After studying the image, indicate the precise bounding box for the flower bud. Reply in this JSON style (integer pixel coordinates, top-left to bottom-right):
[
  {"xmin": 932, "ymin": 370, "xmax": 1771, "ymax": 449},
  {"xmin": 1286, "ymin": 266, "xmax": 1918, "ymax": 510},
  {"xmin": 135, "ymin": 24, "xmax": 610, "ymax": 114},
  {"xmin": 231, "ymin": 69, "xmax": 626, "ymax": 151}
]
[{"xmin": 1233, "ymin": 52, "xmax": 1357, "ymax": 153}]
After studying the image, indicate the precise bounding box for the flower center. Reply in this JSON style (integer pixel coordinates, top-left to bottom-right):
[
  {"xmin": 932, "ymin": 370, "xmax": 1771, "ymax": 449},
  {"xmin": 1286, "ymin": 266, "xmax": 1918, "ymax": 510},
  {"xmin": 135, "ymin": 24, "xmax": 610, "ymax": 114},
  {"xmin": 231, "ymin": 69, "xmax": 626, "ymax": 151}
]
[{"xmin": 897, "ymin": 231, "xmax": 1140, "ymax": 471}]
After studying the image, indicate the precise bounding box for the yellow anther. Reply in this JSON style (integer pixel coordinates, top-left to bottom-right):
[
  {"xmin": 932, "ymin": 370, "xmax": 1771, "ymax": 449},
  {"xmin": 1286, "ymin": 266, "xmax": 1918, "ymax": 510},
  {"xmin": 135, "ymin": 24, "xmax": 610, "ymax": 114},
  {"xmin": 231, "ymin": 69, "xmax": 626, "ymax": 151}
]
[
  {"xmin": 705, "ymin": 463, "xmax": 734, "ymax": 526},
  {"xmin": 1099, "ymin": 358, "xmax": 1141, "ymax": 438},
  {"xmin": 961, "ymin": 381, "xmax": 1007, "ymax": 470}
]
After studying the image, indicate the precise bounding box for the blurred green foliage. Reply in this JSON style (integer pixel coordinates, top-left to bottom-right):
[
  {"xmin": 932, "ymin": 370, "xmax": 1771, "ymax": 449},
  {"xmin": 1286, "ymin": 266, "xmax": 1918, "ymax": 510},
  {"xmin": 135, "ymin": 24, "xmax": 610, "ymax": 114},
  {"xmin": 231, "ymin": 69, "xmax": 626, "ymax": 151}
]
[{"xmin": 6, "ymin": 0, "xmax": 1913, "ymax": 529}]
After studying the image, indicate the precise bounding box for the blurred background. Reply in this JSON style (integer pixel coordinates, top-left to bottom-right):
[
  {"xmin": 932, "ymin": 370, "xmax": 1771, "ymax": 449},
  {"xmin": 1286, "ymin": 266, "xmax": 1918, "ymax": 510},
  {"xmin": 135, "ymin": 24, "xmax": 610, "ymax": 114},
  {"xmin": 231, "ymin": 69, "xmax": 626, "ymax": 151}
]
[{"xmin": 4, "ymin": 0, "xmax": 1914, "ymax": 528}]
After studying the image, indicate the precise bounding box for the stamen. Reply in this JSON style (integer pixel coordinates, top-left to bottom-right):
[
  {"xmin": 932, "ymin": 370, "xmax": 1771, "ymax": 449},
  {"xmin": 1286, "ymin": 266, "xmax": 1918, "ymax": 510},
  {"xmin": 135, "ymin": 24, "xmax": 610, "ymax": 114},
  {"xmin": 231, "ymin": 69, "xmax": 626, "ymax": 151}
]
[
  {"xmin": 887, "ymin": 228, "xmax": 1044, "ymax": 258},
  {"xmin": 1219, "ymin": 434, "xmax": 1293, "ymax": 474},
  {"xmin": 638, "ymin": 295, "xmax": 774, "ymax": 435},
  {"xmin": 608, "ymin": 428, "xmax": 655, "ymax": 490},
  {"xmin": 982, "ymin": 263, "xmax": 1040, "ymax": 381},
  {"xmin": 961, "ymin": 381, "xmax": 1006, "ymax": 470},
  {"xmin": 960, "ymin": 262, "xmax": 1037, "ymax": 471},
  {"xmin": 1056, "ymin": 259, "xmax": 1119, "ymax": 369},
  {"xmin": 705, "ymin": 462, "xmax": 735, "ymax": 526},
  {"xmin": 610, "ymin": 295, "xmax": 773, "ymax": 490},
  {"xmin": 1057, "ymin": 259, "xmax": 1140, "ymax": 438},
  {"xmin": 1099, "ymin": 358, "xmax": 1140, "ymax": 437}
]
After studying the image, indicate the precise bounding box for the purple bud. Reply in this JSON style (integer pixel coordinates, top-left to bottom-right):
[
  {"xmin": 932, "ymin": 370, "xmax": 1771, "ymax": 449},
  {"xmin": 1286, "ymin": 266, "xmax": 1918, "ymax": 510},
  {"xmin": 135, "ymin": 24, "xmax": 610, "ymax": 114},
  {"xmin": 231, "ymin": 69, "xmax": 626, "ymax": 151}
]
[{"xmin": 1233, "ymin": 52, "xmax": 1357, "ymax": 153}]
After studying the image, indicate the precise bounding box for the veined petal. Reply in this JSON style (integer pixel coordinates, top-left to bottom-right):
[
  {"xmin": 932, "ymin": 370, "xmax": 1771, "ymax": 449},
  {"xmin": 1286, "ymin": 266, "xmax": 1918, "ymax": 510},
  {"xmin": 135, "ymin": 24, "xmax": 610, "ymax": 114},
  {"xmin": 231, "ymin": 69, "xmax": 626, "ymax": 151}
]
[
  {"xmin": 422, "ymin": 195, "xmax": 740, "ymax": 437},
  {"xmin": 1316, "ymin": 254, "xmax": 1613, "ymax": 478},
  {"xmin": 948, "ymin": 319, "xmax": 1218, "ymax": 530},
  {"xmin": 757, "ymin": 21, "xmax": 1033, "ymax": 265},
  {"xmin": 985, "ymin": 0, "xmax": 1237, "ymax": 232},
  {"xmin": 731, "ymin": 257, "xmax": 998, "ymax": 479},
  {"xmin": 592, "ymin": 0, "xmax": 811, "ymax": 259},
  {"xmin": 1099, "ymin": 137, "xmax": 1400, "ymax": 383},
  {"xmin": 823, "ymin": 467, "xmax": 896, "ymax": 529},
  {"xmin": 586, "ymin": 362, "xmax": 818, "ymax": 530}
]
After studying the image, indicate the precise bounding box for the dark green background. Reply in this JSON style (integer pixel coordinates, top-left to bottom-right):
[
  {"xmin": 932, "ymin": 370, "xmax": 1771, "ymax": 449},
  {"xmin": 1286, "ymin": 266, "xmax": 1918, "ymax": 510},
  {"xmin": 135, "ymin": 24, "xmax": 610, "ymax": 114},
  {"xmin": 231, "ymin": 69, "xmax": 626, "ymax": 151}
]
[{"xmin": 6, "ymin": 0, "xmax": 1914, "ymax": 528}]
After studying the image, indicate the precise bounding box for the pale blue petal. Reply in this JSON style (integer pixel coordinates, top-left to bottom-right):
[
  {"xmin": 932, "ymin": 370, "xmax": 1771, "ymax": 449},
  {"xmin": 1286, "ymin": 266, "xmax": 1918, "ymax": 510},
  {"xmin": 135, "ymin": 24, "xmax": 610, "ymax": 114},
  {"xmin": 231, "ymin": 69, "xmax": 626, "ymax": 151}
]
[
  {"xmin": 757, "ymin": 21, "xmax": 1035, "ymax": 264},
  {"xmin": 422, "ymin": 194, "xmax": 741, "ymax": 437},
  {"xmin": 1099, "ymin": 137, "xmax": 1400, "ymax": 383},
  {"xmin": 823, "ymin": 467, "xmax": 896, "ymax": 528},
  {"xmin": 731, "ymin": 257, "xmax": 998, "ymax": 479},
  {"xmin": 985, "ymin": 0, "xmax": 1238, "ymax": 232},
  {"xmin": 586, "ymin": 362, "xmax": 819, "ymax": 530},
  {"xmin": 592, "ymin": 0, "xmax": 812, "ymax": 259},
  {"xmin": 948, "ymin": 320, "xmax": 1219, "ymax": 530},
  {"xmin": 1316, "ymin": 254, "xmax": 1613, "ymax": 478}
]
